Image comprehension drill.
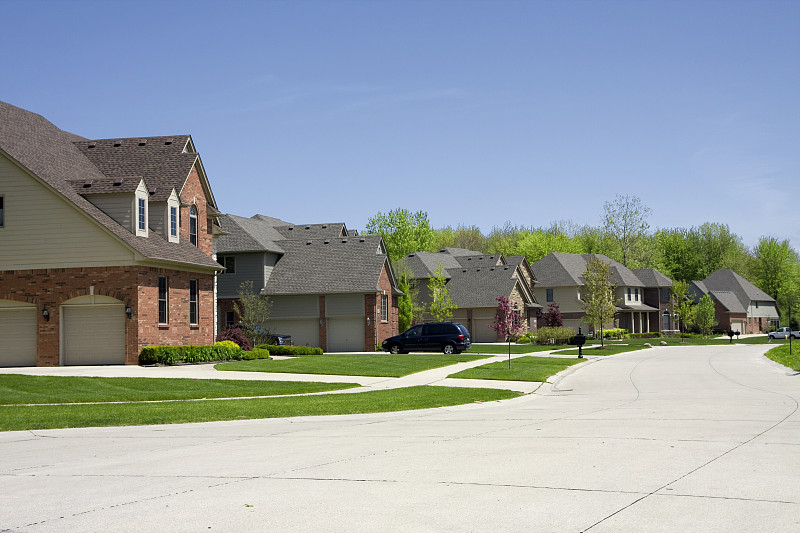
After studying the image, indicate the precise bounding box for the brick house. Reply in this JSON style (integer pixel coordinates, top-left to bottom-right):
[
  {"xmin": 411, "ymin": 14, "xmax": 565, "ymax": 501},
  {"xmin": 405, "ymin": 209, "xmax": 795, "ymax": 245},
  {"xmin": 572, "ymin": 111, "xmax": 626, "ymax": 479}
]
[
  {"xmin": 0, "ymin": 101, "xmax": 223, "ymax": 366},
  {"xmin": 530, "ymin": 253, "xmax": 674, "ymax": 334},
  {"xmin": 396, "ymin": 248, "xmax": 540, "ymax": 342},
  {"xmin": 216, "ymin": 214, "xmax": 401, "ymax": 351},
  {"xmin": 689, "ymin": 269, "xmax": 779, "ymax": 334}
]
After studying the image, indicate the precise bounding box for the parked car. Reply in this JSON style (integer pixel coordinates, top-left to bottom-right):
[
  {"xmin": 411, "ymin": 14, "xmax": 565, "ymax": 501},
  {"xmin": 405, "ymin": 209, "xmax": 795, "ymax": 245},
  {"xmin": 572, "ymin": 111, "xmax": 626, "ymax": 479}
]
[
  {"xmin": 768, "ymin": 327, "xmax": 800, "ymax": 339},
  {"xmin": 382, "ymin": 322, "xmax": 471, "ymax": 354}
]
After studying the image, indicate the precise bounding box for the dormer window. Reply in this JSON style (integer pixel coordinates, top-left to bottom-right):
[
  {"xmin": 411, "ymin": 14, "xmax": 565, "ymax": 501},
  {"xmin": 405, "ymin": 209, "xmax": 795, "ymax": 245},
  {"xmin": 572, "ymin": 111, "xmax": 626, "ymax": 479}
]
[
  {"xmin": 170, "ymin": 206, "xmax": 178, "ymax": 239},
  {"xmin": 134, "ymin": 181, "xmax": 149, "ymax": 237},
  {"xmin": 189, "ymin": 205, "xmax": 198, "ymax": 246},
  {"xmin": 138, "ymin": 198, "xmax": 146, "ymax": 231},
  {"xmin": 0, "ymin": 196, "xmax": 4, "ymax": 227}
]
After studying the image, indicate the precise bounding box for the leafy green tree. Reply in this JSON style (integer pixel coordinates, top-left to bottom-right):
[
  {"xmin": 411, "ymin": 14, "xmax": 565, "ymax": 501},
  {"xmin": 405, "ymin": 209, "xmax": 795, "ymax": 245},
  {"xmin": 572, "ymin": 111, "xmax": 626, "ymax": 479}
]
[
  {"xmin": 752, "ymin": 236, "xmax": 797, "ymax": 300},
  {"xmin": 233, "ymin": 280, "xmax": 273, "ymax": 346},
  {"xmin": 515, "ymin": 230, "xmax": 581, "ymax": 263},
  {"xmin": 694, "ymin": 293, "xmax": 718, "ymax": 337},
  {"xmin": 427, "ymin": 264, "xmax": 457, "ymax": 321},
  {"xmin": 602, "ymin": 194, "xmax": 652, "ymax": 267},
  {"xmin": 365, "ymin": 208, "xmax": 434, "ymax": 263},
  {"xmin": 397, "ymin": 272, "xmax": 413, "ymax": 332},
  {"xmin": 671, "ymin": 279, "xmax": 695, "ymax": 338},
  {"xmin": 582, "ymin": 257, "xmax": 619, "ymax": 346}
]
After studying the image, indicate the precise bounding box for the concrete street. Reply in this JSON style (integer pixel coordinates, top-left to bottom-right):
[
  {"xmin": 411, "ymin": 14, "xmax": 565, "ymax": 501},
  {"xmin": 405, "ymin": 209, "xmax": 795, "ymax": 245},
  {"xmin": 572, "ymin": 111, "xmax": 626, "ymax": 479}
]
[{"xmin": 1, "ymin": 344, "xmax": 798, "ymax": 532}]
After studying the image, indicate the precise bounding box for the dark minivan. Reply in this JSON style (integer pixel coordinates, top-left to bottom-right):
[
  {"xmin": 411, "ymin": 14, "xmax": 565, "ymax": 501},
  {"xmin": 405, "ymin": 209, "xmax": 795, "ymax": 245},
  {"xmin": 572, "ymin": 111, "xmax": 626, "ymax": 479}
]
[{"xmin": 382, "ymin": 322, "xmax": 471, "ymax": 354}]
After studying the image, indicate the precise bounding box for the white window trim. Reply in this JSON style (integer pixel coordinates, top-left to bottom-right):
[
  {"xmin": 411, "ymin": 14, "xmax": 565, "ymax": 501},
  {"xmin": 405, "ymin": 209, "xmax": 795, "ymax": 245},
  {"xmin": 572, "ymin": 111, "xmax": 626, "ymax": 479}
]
[
  {"xmin": 134, "ymin": 181, "xmax": 149, "ymax": 237},
  {"xmin": 0, "ymin": 194, "xmax": 4, "ymax": 228}
]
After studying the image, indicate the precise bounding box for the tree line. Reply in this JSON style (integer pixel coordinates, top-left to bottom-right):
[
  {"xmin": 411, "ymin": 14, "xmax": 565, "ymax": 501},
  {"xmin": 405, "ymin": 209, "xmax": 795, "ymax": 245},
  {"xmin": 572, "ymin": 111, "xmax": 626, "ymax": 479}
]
[{"xmin": 365, "ymin": 195, "xmax": 800, "ymax": 328}]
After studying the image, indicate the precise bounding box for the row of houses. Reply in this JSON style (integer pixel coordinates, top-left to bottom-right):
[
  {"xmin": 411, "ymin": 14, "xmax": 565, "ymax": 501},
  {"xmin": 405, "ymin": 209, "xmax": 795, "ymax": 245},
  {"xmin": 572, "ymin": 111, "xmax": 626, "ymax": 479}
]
[{"xmin": 0, "ymin": 101, "xmax": 781, "ymax": 367}]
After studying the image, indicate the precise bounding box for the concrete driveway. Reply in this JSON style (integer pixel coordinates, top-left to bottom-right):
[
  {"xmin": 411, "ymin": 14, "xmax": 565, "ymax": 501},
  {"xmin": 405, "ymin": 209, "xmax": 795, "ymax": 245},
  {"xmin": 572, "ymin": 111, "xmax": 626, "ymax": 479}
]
[{"xmin": 1, "ymin": 344, "xmax": 798, "ymax": 532}]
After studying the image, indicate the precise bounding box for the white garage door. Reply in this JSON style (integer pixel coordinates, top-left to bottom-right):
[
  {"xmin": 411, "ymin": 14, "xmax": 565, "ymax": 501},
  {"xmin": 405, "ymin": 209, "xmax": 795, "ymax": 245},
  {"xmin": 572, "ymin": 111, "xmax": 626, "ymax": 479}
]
[
  {"xmin": 265, "ymin": 318, "xmax": 319, "ymax": 348},
  {"xmin": 0, "ymin": 301, "xmax": 37, "ymax": 367},
  {"xmin": 327, "ymin": 317, "xmax": 365, "ymax": 352},
  {"xmin": 62, "ymin": 296, "xmax": 125, "ymax": 365},
  {"xmin": 730, "ymin": 321, "xmax": 745, "ymax": 334}
]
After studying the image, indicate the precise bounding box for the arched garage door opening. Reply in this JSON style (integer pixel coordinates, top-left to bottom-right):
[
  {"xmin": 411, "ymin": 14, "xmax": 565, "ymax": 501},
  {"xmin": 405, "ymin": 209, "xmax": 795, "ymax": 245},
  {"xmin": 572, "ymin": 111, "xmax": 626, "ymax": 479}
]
[
  {"xmin": 0, "ymin": 300, "xmax": 37, "ymax": 367},
  {"xmin": 61, "ymin": 295, "xmax": 125, "ymax": 365}
]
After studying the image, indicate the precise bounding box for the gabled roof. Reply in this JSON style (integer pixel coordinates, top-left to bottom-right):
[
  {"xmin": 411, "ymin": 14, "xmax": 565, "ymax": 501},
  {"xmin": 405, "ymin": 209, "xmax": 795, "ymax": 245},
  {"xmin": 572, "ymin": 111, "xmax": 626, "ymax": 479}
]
[
  {"xmin": 396, "ymin": 251, "xmax": 463, "ymax": 280},
  {"xmin": 709, "ymin": 290, "xmax": 747, "ymax": 314},
  {"xmin": 632, "ymin": 268, "xmax": 673, "ymax": 288},
  {"xmin": 262, "ymin": 235, "xmax": 397, "ymax": 295},
  {"xmin": 74, "ymin": 136, "xmax": 206, "ymax": 203},
  {"xmin": 703, "ymin": 269, "xmax": 775, "ymax": 308},
  {"xmin": 0, "ymin": 100, "xmax": 220, "ymax": 271},
  {"xmin": 446, "ymin": 265, "xmax": 537, "ymax": 308},
  {"xmin": 216, "ymin": 214, "xmax": 286, "ymax": 254},
  {"xmin": 532, "ymin": 253, "xmax": 645, "ymax": 288}
]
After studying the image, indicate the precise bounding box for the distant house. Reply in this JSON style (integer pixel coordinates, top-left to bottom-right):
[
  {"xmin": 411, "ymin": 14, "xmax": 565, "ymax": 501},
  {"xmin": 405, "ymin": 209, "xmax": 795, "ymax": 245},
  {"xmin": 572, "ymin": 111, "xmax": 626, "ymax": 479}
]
[
  {"xmin": 396, "ymin": 248, "xmax": 540, "ymax": 342},
  {"xmin": 689, "ymin": 269, "xmax": 779, "ymax": 334},
  {"xmin": 215, "ymin": 214, "xmax": 401, "ymax": 351},
  {"xmin": 0, "ymin": 101, "xmax": 223, "ymax": 367},
  {"xmin": 531, "ymin": 253, "xmax": 674, "ymax": 334}
]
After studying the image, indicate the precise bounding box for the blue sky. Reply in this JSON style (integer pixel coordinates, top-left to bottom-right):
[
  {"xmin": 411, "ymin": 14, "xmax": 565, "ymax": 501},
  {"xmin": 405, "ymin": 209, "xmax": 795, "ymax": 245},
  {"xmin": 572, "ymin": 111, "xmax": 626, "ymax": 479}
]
[{"xmin": 3, "ymin": 0, "xmax": 798, "ymax": 249}]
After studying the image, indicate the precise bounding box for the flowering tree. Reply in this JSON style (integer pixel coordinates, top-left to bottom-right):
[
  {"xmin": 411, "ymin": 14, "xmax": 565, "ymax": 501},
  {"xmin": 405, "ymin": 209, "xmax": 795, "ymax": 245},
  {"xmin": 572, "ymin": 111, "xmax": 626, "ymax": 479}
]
[
  {"xmin": 489, "ymin": 296, "xmax": 524, "ymax": 340},
  {"xmin": 542, "ymin": 302, "xmax": 564, "ymax": 327}
]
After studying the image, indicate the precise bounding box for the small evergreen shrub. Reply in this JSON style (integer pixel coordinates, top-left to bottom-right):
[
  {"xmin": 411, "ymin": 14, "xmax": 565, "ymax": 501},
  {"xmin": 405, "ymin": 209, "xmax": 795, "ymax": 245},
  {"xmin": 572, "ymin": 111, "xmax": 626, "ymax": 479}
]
[
  {"xmin": 139, "ymin": 343, "xmax": 248, "ymax": 365},
  {"xmin": 254, "ymin": 344, "xmax": 323, "ymax": 356},
  {"xmin": 534, "ymin": 326, "xmax": 576, "ymax": 345},
  {"xmin": 215, "ymin": 327, "xmax": 253, "ymax": 351}
]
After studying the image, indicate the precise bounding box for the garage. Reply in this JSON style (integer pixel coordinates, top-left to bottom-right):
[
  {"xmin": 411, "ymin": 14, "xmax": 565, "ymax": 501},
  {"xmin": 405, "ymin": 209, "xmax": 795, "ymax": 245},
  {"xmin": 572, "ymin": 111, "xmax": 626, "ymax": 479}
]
[
  {"xmin": 327, "ymin": 317, "xmax": 365, "ymax": 352},
  {"xmin": 0, "ymin": 300, "xmax": 37, "ymax": 367},
  {"xmin": 265, "ymin": 318, "xmax": 319, "ymax": 348},
  {"xmin": 62, "ymin": 295, "xmax": 125, "ymax": 365}
]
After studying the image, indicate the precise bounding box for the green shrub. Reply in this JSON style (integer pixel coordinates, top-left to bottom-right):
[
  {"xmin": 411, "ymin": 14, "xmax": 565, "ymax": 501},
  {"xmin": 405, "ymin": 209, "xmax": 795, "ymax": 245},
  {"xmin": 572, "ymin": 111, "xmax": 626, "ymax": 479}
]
[
  {"xmin": 139, "ymin": 343, "xmax": 246, "ymax": 365},
  {"xmin": 534, "ymin": 326, "xmax": 576, "ymax": 345},
  {"xmin": 628, "ymin": 332, "xmax": 663, "ymax": 339},
  {"xmin": 214, "ymin": 340, "xmax": 240, "ymax": 350},
  {"xmin": 239, "ymin": 347, "xmax": 271, "ymax": 360},
  {"xmin": 254, "ymin": 344, "xmax": 324, "ymax": 356},
  {"xmin": 601, "ymin": 328, "xmax": 628, "ymax": 339}
]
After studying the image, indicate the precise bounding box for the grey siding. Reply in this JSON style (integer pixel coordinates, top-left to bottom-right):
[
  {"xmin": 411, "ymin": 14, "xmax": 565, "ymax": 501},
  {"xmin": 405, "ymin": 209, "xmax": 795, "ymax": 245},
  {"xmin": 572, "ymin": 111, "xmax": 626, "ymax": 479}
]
[
  {"xmin": 83, "ymin": 194, "xmax": 133, "ymax": 231},
  {"xmin": 270, "ymin": 295, "xmax": 319, "ymax": 318},
  {"xmin": 216, "ymin": 252, "xmax": 267, "ymax": 298}
]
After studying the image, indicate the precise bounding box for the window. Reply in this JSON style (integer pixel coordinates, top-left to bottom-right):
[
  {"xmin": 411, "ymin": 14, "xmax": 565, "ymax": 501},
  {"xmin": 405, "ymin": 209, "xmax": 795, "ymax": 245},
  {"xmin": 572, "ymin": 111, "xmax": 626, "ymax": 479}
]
[
  {"xmin": 170, "ymin": 206, "xmax": 178, "ymax": 238},
  {"xmin": 189, "ymin": 205, "xmax": 198, "ymax": 246},
  {"xmin": 635, "ymin": 288, "xmax": 640, "ymax": 302},
  {"xmin": 0, "ymin": 195, "xmax": 4, "ymax": 227},
  {"xmin": 138, "ymin": 198, "xmax": 146, "ymax": 231},
  {"xmin": 662, "ymin": 288, "xmax": 670, "ymax": 303},
  {"xmin": 189, "ymin": 279, "xmax": 198, "ymax": 325},
  {"xmin": 220, "ymin": 255, "xmax": 236, "ymax": 274},
  {"xmin": 225, "ymin": 311, "xmax": 234, "ymax": 329},
  {"xmin": 158, "ymin": 276, "xmax": 168, "ymax": 324},
  {"xmin": 627, "ymin": 288, "xmax": 632, "ymax": 301},
  {"xmin": 546, "ymin": 289, "xmax": 553, "ymax": 302},
  {"xmin": 381, "ymin": 294, "xmax": 388, "ymax": 322}
]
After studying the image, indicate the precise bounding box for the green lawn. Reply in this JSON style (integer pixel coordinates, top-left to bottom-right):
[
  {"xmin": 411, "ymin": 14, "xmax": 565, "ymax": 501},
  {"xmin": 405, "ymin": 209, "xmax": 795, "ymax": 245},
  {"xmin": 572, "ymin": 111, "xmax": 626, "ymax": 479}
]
[
  {"xmin": 448, "ymin": 356, "xmax": 587, "ymax": 382},
  {"xmin": 764, "ymin": 344, "xmax": 800, "ymax": 372},
  {"xmin": 0, "ymin": 374, "xmax": 357, "ymax": 405},
  {"xmin": 0, "ymin": 385, "xmax": 521, "ymax": 432},
  {"xmin": 552, "ymin": 344, "xmax": 652, "ymax": 356},
  {"xmin": 216, "ymin": 352, "xmax": 487, "ymax": 377},
  {"xmin": 466, "ymin": 343, "xmax": 565, "ymax": 354}
]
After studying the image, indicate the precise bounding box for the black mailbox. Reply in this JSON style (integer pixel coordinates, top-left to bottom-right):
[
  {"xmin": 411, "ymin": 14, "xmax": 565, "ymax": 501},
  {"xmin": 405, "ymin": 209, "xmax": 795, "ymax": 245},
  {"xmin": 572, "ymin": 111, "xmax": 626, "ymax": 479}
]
[{"xmin": 575, "ymin": 327, "xmax": 587, "ymax": 358}]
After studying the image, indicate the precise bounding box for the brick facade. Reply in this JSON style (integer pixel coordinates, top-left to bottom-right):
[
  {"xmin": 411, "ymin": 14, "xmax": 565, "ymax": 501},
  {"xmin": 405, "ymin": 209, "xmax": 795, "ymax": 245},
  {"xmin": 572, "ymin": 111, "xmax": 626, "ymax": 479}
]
[{"xmin": 0, "ymin": 266, "xmax": 215, "ymax": 366}]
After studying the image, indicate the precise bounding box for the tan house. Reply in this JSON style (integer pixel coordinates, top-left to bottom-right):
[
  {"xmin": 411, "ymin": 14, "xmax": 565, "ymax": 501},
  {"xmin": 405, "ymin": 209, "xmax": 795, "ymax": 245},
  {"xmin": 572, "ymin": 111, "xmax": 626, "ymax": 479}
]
[
  {"xmin": 216, "ymin": 214, "xmax": 401, "ymax": 351},
  {"xmin": 531, "ymin": 253, "xmax": 673, "ymax": 334},
  {"xmin": 0, "ymin": 101, "xmax": 223, "ymax": 366},
  {"xmin": 396, "ymin": 248, "xmax": 540, "ymax": 342}
]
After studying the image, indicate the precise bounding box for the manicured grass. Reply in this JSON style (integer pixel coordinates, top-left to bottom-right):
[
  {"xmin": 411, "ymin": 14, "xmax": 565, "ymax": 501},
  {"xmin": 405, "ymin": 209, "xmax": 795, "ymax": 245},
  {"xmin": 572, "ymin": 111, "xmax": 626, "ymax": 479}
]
[
  {"xmin": 216, "ymin": 352, "xmax": 487, "ymax": 377},
  {"xmin": 552, "ymin": 344, "xmax": 652, "ymax": 356},
  {"xmin": 764, "ymin": 344, "xmax": 800, "ymax": 372},
  {"xmin": 466, "ymin": 343, "xmax": 565, "ymax": 354},
  {"xmin": 0, "ymin": 374, "xmax": 358, "ymax": 405},
  {"xmin": 448, "ymin": 356, "xmax": 587, "ymax": 382},
  {"xmin": 0, "ymin": 386, "xmax": 521, "ymax": 432}
]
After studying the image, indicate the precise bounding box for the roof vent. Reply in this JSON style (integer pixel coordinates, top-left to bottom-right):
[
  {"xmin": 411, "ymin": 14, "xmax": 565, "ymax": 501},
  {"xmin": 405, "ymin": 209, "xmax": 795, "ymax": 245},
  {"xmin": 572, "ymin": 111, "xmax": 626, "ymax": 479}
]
[
  {"xmin": 305, "ymin": 226, "xmax": 310, "ymax": 230},
  {"xmin": 342, "ymin": 239, "xmax": 348, "ymax": 243},
  {"xmin": 138, "ymin": 140, "xmax": 147, "ymax": 146},
  {"xmin": 164, "ymin": 139, "xmax": 173, "ymax": 145},
  {"xmin": 149, "ymin": 187, "xmax": 157, "ymax": 195},
  {"xmin": 490, "ymin": 267, "xmax": 495, "ymax": 271},
  {"xmin": 113, "ymin": 141, "xmax": 122, "ymax": 147},
  {"xmin": 287, "ymin": 227, "xmax": 293, "ymax": 231},
  {"xmin": 324, "ymin": 240, "xmax": 330, "ymax": 245},
  {"xmin": 83, "ymin": 179, "xmax": 93, "ymax": 188},
  {"xmin": 87, "ymin": 142, "xmax": 96, "ymax": 149},
  {"xmin": 322, "ymin": 224, "xmax": 327, "ymax": 229},
  {"xmin": 476, "ymin": 268, "xmax": 481, "ymax": 272},
  {"xmin": 359, "ymin": 237, "xmax": 365, "ymax": 242},
  {"xmin": 306, "ymin": 240, "xmax": 312, "ymax": 245},
  {"xmin": 113, "ymin": 178, "xmax": 123, "ymax": 186}
]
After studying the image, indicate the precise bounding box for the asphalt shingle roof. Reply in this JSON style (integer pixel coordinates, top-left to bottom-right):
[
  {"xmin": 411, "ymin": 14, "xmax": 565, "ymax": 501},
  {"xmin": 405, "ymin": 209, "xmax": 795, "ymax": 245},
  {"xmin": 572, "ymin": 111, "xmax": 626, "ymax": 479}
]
[
  {"xmin": 216, "ymin": 214, "xmax": 286, "ymax": 254},
  {"xmin": 703, "ymin": 269, "xmax": 775, "ymax": 307},
  {"xmin": 532, "ymin": 253, "xmax": 647, "ymax": 288},
  {"xmin": 262, "ymin": 235, "xmax": 392, "ymax": 295},
  {"xmin": 446, "ymin": 266, "xmax": 524, "ymax": 308},
  {"xmin": 0, "ymin": 100, "xmax": 220, "ymax": 271},
  {"xmin": 632, "ymin": 268, "xmax": 674, "ymax": 288}
]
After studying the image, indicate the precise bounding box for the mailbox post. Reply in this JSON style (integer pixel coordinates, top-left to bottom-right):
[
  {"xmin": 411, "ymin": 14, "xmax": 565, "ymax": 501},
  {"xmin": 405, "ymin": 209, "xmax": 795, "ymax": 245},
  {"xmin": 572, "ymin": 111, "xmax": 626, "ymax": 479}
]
[
  {"xmin": 727, "ymin": 330, "xmax": 734, "ymax": 344},
  {"xmin": 575, "ymin": 327, "xmax": 587, "ymax": 359}
]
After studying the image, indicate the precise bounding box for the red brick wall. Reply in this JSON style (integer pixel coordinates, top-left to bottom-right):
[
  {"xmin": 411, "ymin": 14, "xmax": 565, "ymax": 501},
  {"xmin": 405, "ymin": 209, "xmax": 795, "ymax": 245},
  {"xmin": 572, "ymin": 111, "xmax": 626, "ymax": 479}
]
[
  {"xmin": 180, "ymin": 164, "xmax": 214, "ymax": 256},
  {"xmin": 0, "ymin": 266, "xmax": 215, "ymax": 366},
  {"xmin": 137, "ymin": 267, "xmax": 215, "ymax": 350},
  {"xmin": 373, "ymin": 264, "xmax": 399, "ymax": 349}
]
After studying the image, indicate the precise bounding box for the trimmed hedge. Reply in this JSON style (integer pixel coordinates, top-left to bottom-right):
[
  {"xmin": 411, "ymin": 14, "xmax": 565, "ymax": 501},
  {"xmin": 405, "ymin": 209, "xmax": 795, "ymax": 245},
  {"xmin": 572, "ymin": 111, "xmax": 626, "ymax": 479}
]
[
  {"xmin": 601, "ymin": 328, "xmax": 628, "ymax": 339},
  {"xmin": 534, "ymin": 326, "xmax": 576, "ymax": 346},
  {"xmin": 628, "ymin": 332, "xmax": 663, "ymax": 339},
  {"xmin": 254, "ymin": 344, "xmax": 324, "ymax": 356},
  {"xmin": 139, "ymin": 344, "xmax": 270, "ymax": 365}
]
